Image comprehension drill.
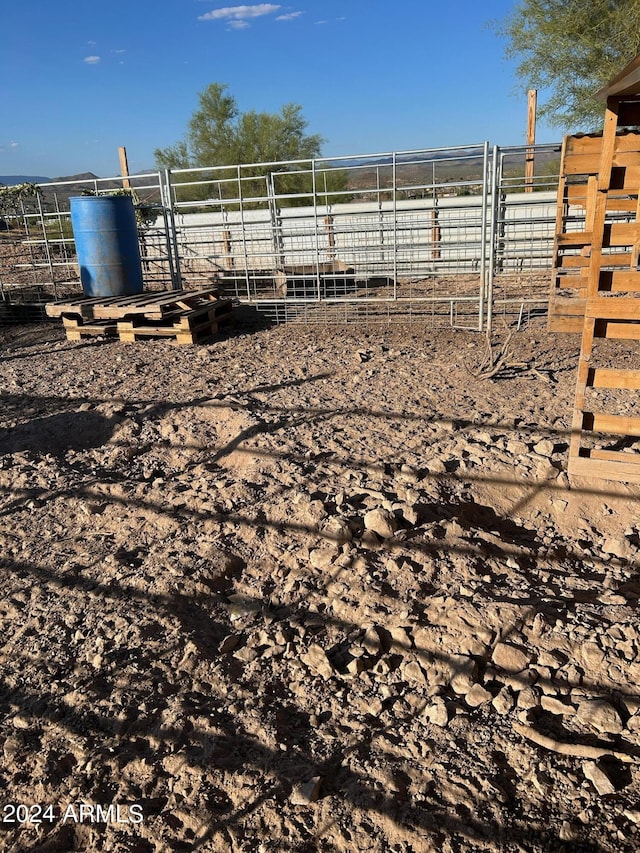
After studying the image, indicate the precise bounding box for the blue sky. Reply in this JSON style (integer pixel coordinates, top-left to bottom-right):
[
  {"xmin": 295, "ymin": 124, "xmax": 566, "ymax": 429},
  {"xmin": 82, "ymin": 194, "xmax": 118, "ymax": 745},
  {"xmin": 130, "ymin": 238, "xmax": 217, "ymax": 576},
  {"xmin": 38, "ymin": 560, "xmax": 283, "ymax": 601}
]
[{"xmin": 1, "ymin": 1, "xmax": 560, "ymax": 178}]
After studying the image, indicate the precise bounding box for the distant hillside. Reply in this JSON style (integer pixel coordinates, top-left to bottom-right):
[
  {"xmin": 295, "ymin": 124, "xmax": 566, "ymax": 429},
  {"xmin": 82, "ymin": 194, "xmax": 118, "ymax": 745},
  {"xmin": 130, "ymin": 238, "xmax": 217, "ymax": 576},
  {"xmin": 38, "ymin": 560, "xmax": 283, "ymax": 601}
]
[
  {"xmin": 49, "ymin": 172, "xmax": 100, "ymax": 184},
  {"xmin": 0, "ymin": 175, "xmax": 51, "ymax": 186},
  {"xmin": 37, "ymin": 173, "xmax": 163, "ymax": 209},
  {"xmin": 346, "ymin": 148, "xmax": 562, "ymax": 198}
]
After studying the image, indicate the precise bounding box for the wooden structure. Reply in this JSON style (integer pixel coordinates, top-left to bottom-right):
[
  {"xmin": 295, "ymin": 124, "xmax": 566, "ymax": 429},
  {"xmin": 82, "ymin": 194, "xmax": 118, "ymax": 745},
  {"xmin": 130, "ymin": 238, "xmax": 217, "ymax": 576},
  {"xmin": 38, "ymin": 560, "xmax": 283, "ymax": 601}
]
[
  {"xmin": 566, "ymin": 54, "xmax": 640, "ymax": 482},
  {"xmin": 548, "ymin": 131, "xmax": 640, "ymax": 332},
  {"xmin": 525, "ymin": 89, "xmax": 537, "ymax": 192},
  {"xmin": 46, "ymin": 288, "xmax": 233, "ymax": 346}
]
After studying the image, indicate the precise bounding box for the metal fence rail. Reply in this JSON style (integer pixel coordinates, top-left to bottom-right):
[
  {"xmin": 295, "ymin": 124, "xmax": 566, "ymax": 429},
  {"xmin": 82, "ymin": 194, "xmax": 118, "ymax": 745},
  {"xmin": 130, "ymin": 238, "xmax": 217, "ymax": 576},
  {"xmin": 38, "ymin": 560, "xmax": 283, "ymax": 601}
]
[{"xmin": 0, "ymin": 141, "xmax": 562, "ymax": 329}]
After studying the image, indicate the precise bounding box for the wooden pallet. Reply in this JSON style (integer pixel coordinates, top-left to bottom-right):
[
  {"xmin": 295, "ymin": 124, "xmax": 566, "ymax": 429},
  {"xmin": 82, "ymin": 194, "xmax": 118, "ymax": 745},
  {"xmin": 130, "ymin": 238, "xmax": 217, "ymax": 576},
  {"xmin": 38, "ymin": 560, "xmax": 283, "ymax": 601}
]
[
  {"xmin": 46, "ymin": 287, "xmax": 233, "ymax": 344},
  {"xmin": 46, "ymin": 287, "xmax": 221, "ymax": 322},
  {"xmin": 117, "ymin": 299, "xmax": 233, "ymax": 345},
  {"xmin": 568, "ymin": 89, "xmax": 640, "ymax": 484},
  {"xmin": 62, "ymin": 316, "xmax": 118, "ymax": 341},
  {"xmin": 548, "ymin": 131, "xmax": 640, "ymax": 333}
]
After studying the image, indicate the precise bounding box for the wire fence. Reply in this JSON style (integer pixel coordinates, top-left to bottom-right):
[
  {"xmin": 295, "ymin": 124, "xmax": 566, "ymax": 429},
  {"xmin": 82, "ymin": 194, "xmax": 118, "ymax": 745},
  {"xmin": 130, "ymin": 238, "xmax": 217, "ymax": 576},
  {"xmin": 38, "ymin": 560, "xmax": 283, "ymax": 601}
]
[{"xmin": 0, "ymin": 141, "xmax": 561, "ymax": 329}]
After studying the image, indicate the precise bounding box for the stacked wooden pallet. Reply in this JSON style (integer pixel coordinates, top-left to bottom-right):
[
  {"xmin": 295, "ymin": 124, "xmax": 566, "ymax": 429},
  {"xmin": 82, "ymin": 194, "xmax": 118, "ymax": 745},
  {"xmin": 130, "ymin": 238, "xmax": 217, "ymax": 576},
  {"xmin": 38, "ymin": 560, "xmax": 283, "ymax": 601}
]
[
  {"xmin": 46, "ymin": 288, "xmax": 233, "ymax": 345},
  {"xmin": 548, "ymin": 131, "xmax": 640, "ymax": 333},
  {"xmin": 566, "ymin": 61, "xmax": 640, "ymax": 484}
]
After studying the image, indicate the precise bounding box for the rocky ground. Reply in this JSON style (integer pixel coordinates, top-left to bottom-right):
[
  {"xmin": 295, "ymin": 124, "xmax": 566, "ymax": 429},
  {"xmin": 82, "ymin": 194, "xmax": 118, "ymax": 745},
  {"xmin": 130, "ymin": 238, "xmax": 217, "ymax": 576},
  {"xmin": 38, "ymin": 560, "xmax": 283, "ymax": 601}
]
[{"xmin": 1, "ymin": 313, "xmax": 640, "ymax": 852}]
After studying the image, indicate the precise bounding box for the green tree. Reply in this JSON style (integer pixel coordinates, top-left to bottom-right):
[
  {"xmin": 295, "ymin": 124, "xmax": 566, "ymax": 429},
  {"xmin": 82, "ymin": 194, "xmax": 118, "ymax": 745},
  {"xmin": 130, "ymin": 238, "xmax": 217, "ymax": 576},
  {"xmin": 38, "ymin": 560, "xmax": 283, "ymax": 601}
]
[
  {"xmin": 154, "ymin": 83, "xmax": 348, "ymax": 207},
  {"xmin": 155, "ymin": 83, "xmax": 324, "ymax": 168},
  {"xmin": 496, "ymin": 0, "xmax": 640, "ymax": 131}
]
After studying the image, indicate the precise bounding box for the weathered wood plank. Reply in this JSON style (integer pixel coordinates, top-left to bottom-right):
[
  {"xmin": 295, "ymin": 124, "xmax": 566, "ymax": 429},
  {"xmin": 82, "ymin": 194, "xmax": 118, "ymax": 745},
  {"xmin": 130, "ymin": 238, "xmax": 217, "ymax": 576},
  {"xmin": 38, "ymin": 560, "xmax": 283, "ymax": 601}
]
[
  {"xmin": 556, "ymin": 232, "xmax": 593, "ymax": 247},
  {"xmin": 550, "ymin": 296, "xmax": 587, "ymax": 315},
  {"xmin": 594, "ymin": 319, "xmax": 640, "ymax": 339},
  {"xmin": 568, "ymin": 454, "xmax": 640, "ymax": 484},
  {"xmin": 604, "ymin": 222, "xmax": 640, "ymax": 246},
  {"xmin": 547, "ymin": 315, "xmax": 584, "ymax": 333},
  {"xmin": 587, "ymin": 367, "xmax": 640, "ymax": 388},
  {"xmin": 598, "ymin": 270, "xmax": 640, "ymax": 291},
  {"xmin": 582, "ymin": 411, "xmax": 640, "ymax": 437},
  {"xmin": 586, "ymin": 297, "xmax": 640, "ymax": 320}
]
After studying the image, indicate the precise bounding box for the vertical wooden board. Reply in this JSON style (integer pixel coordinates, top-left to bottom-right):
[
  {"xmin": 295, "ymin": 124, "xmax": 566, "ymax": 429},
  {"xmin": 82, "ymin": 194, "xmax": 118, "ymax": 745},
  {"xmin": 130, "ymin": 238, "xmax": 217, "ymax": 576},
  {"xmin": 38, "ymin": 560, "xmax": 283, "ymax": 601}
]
[
  {"xmin": 585, "ymin": 176, "xmax": 598, "ymax": 232},
  {"xmin": 569, "ymin": 325, "xmax": 596, "ymax": 460},
  {"xmin": 597, "ymin": 102, "xmax": 620, "ymax": 191}
]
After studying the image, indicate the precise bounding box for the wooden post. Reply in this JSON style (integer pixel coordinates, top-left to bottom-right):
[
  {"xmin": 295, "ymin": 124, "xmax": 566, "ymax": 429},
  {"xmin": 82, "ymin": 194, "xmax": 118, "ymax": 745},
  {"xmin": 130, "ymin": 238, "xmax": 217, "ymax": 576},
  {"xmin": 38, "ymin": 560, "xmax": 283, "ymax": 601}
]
[
  {"xmin": 118, "ymin": 146, "xmax": 131, "ymax": 190},
  {"xmin": 431, "ymin": 209, "xmax": 441, "ymax": 260},
  {"xmin": 525, "ymin": 90, "xmax": 537, "ymax": 192},
  {"xmin": 324, "ymin": 215, "xmax": 336, "ymax": 260},
  {"xmin": 222, "ymin": 229, "xmax": 234, "ymax": 270}
]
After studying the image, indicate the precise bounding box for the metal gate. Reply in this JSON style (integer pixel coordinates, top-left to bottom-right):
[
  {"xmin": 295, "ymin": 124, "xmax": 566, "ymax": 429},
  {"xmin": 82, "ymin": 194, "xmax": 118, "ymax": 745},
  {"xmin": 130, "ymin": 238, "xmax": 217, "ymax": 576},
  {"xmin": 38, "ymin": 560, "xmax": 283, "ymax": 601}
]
[{"xmin": 0, "ymin": 142, "xmax": 561, "ymax": 329}]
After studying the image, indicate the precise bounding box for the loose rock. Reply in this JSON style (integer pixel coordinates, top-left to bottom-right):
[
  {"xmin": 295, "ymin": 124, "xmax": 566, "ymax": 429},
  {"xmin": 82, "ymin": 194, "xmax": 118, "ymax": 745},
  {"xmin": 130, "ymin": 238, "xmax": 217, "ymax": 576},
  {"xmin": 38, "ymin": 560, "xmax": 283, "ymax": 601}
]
[
  {"xmin": 363, "ymin": 508, "xmax": 398, "ymax": 539},
  {"xmin": 492, "ymin": 642, "xmax": 531, "ymax": 673},
  {"xmin": 465, "ymin": 684, "xmax": 492, "ymax": 707},
  {"xmin": 300, "ymin": 644, "xmax": 333, "ymax": 680},
  {"xmin": 576, "ymin": 699, "xmax": 623, "ymax": 735},
  {"xmin": 290, "ymin": 776, "xmax": 322, "ymax": 805},
  {"xmin": 583, "ymin": 761, "xmax": 616, "ymax": 796}
]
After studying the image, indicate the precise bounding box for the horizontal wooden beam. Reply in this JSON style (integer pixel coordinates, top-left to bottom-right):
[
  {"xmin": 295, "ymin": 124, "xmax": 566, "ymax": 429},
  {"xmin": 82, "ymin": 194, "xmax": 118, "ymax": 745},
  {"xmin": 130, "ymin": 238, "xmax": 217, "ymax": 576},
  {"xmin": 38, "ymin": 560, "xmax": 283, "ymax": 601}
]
[
  {"xmin": 598, "ymin": 270, "xmax": 640, "ymax": 291},
  {"xmin": 604, "ymin": 222, "xmax": 640, "ymax": 246},
  {"xmin": 587, "ymin": 367, "xmax": 640, "ymax": 388},
  {"xmin": 582, "ymin": 411, "xmax": 640, "ymax": 437},
  {"xmin": 556, "ymin": 231, "xmax": 593, "ymax": 248},
  {"xmin": 550, "ymin": 296, "xmax": 586, "ymax": 315},
  {"xmin": 569, "ymin": 454, "xmax": 640, "ymax": 484},
  {"xmin": 586, "ymin": 297, "xmax": 640, "ymax": 320},
  {"xmin": 593, "ymin": 319, "xmax": 640, "ymax": 339},
  {"xmin": 548, "ymin": 315, "xmax": 584, "ymax": 333}
]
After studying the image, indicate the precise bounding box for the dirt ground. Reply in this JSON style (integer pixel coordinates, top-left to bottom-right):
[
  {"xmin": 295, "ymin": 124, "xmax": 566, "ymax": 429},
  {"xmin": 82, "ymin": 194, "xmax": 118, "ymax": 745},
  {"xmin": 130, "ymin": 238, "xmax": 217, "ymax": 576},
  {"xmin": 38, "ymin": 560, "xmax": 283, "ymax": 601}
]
[{"xmin": 1, "ymin": 313, "xmax": 640, "ymax": 853}]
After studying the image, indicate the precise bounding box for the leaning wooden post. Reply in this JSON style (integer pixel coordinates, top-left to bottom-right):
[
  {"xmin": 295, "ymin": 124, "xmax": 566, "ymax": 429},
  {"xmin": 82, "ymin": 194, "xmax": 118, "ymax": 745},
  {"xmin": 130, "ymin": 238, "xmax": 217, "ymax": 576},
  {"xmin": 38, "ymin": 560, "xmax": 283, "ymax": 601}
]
[
  {"xmin": 525, "ymin": 89, "xmax": 537, "ymax": 192},
  {"xmin": 118, "ymin": 146, "xmax": 131, "ymax": 190}
]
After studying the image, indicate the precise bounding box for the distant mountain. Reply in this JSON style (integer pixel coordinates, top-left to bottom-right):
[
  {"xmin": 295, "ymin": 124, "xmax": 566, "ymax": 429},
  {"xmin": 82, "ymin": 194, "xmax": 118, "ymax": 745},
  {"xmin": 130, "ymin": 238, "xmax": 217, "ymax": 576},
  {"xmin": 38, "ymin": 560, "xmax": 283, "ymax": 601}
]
[
  {"xmin": 37, "ymin": 172, "xmax": 163, "ymax": 209},
  {"xmin": 0, "ymin": 175, "xmax": 51, "ymax": 186},
  {"xmin": 49, "ymin": 172, "xmax": 100, "ymax": 184}
]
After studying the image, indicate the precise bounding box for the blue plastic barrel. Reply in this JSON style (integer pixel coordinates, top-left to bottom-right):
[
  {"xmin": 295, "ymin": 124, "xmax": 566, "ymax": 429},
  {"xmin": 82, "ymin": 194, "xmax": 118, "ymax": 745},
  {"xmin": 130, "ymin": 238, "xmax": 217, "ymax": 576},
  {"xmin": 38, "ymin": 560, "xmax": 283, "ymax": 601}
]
[{"xmin": 70, "ymin": 195, "xmax": 144, "ymax": 298}]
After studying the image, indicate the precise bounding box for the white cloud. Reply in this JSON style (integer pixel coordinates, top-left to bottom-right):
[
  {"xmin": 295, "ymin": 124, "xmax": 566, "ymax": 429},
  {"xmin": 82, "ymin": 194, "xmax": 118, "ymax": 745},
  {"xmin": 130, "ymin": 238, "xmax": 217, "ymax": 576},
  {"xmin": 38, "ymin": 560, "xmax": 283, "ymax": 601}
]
[
  {"xmin": 276, "ymin": 11, "xmax": 303, "ymax": 21},
  {"xmin": 10, "ymin": 141, "xmax": 18, "ymax": 149},
  {"xmin": 198, "ymin": 4, "xmax": 281, "ymax": 22},
  {"xmin": 227, "ymin": 19, "xmax": 250, "ymax": 28},
  {"xmin": 84, "ymin": 55, "xmax": 101, "ymax": 64}
]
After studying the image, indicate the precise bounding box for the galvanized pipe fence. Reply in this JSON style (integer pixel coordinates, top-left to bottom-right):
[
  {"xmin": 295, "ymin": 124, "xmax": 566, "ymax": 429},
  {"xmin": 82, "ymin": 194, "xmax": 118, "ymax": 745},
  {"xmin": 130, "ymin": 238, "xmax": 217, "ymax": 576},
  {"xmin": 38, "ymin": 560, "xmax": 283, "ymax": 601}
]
[{"xmin": 0, "ymin": 141, "xmax": 561, "ymax": 329}]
